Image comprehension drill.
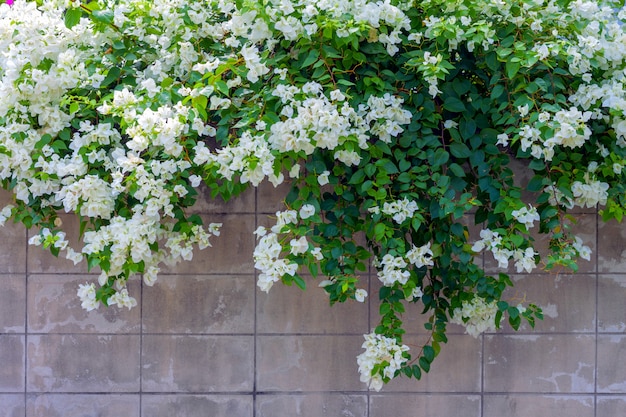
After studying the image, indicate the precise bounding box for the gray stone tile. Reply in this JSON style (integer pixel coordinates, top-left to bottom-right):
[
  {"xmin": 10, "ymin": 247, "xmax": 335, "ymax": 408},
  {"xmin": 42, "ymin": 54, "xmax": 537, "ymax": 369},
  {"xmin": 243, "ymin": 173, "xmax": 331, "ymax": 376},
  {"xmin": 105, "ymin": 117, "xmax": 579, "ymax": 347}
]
[
  {"xmin": 0, "ymin": 217, "xmax": 26, "ymax": 274},
  {"xmin": 0, "ymin": 336, "xmax": 24, "ymax": 392},
  {"xmin": 256, "ymin": 335, "xmax": 364, "ymax": 392},
  {"xmin": 188, "ymin": 182, "xmax": 255, "ymax": 214},
  {"xmin": 0, "ymin": 274, "xmax": 25, "ymax": 333},
  {"xmin": 483, "ymin": 395, "xmax": 594, "ymax": 417},
  {"xmin": 598, "ymin": 275, "xmax": 626, "ymax": 332},
  {"xmin": 27, "ymin": 335, "xmax": 140, "ymax": 392},
  {"xmin": 256, "ymin": 394, "xmax": 367, "ymax": 417},
  {"xmin": 383, "ymin": 334, "xmax": 481, "ymax": 392},
  {"xmin": 0, "ymin": 394, "xmax": 25, "ymax": 417},
  {"xmin": 27, "ymin": 274, "xmax": 140, "ymax": 333},
  {"xmin": 159, "ymin": 214, "xmax": 256, "ymax": 275},
  {"xmin": 143, "ymin": 275, "xmax": 254, "ymax": 334},
  {"xmin": 484, "ymin": 335, "xmax": 595, "ymax": 393},
  {"xmin": 597, "ymin": 335, "xmax": 626, "ymax": 393},
  {"xmin": 256, "ymin": 278, "xmax": 368, "ymax": 334},
  {"xmin": 0, "ymin": 189, "xmax": 13, "ymax": 207},
  {"xmin": 500, "ymin": 274, "xmax": 596, "ymax": 333},
  {"xmin": 26, "ymin": 394, "xmax": 139, "ymax": 417},
  {"xmin": 369, "ymin": 394, "xmax": 480, "ymax": 417},
  {"xmin": 599, "ymin": 218, "xmax": 626, "ymax": 273},
  {"xmin": 142, "ymin": 395, "xmax": 252, "ymax": 417},
  {"xmin": 597, "ymin": 396, "xmax": 626, "ymax": 417},
  {"xmin": 142, "ymin": 335, "xmax": 253, "ymax": 392},
  {"xmin": 257, "ymin": 180, "xmax": 291, "ymax": 214}
]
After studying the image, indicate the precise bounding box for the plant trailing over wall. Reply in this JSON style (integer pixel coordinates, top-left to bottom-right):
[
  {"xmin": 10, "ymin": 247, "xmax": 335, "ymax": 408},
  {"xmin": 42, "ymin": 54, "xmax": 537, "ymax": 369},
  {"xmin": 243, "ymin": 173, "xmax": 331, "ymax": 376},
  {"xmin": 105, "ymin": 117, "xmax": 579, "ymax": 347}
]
[{"xmin": 1, "ymin": 0, "xmax": 624, "ymax": 390}]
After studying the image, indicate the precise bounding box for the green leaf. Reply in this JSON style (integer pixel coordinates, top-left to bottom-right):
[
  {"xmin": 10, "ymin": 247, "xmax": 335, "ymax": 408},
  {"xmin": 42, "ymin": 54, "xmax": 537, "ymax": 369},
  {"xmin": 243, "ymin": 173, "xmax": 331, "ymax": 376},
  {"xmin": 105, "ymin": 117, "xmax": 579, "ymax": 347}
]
[
  {"xmin": 87, "ymin": 256, "xmax": 100, "ymax": 271},
  {"xmin": 64, "ymin": 8, "xmax": 83, "ymax": 29},
  {"xmin": 448, "ymin": 163, "xmax": 466, "ymax": 177},
  {"xmin": 302, "ymin": 49, "xmax": 320, "ymax": 68},
  {"xmin": 443, "ymin": 97, "xmax": 465, "ymax": 113},
  {"xmin": 380, "ymin": 302, "xmax": 391, "ymax": 316},
  {"xmin": 34, "ymin": 134, "xmax": 52, "ymax": 150},
  {"xmin": 348, "ymin": 169, "xmax": 366, "ymax": 185},
  {"xmin": 293, "ymin": 274, "xmax": 306, "ymax": 290},
  {"xmin": 337, "ymin": 78, "xmax": 355, "ymax": 87},
  {"xmin": 527, "ymin": 175, "xmax": 546, "ymax": 192},
  {"xmin": 215, "ymin": 80, "xmax": 229, "ymax": 96},
  {"xmin": 69, "ymin": 102, "xmax": 80, "ymax": 114},
  {"xmin": 412, "ymin": 365, "xmax": 422, "ymax": 379},
  {"xmin": 449, "ymin": 142, "xmax": 472, "ymax": 158},
  {"xmin": 432, "ymin": 148, "xmax": 450, "ymax": 167},
  {"xmin": 506, "ymin": 60, "xmax": 521, "ymax": 79},
  {"xmin": 101, "ymin": 67, "xmax": 121, "ymax": 87},
  {"xmin": 91, "ymin": 9, "xmax": 114, "ymax": 25},
  {"xmin": 459, "ymin": 119, "xmax": 477, "ymax": 140},
  {"xmin": 491, "ymin": 84, "xmax": 506, "ymax": 99},
  {"xmin": 374, "ymin": 223, "xmax": 386, "ymax": 241},
  {"xmin": 423, "ymin": 345, "xmax": 436, "ymax": 362}
]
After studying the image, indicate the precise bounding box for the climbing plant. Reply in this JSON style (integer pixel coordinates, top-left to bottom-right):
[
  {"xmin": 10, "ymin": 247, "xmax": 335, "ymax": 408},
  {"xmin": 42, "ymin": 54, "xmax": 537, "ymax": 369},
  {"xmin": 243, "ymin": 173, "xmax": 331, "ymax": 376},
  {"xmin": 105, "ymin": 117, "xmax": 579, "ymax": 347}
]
[{"xmin": 1, "ymin": 0, "xmax": 624, "ymax": 389}]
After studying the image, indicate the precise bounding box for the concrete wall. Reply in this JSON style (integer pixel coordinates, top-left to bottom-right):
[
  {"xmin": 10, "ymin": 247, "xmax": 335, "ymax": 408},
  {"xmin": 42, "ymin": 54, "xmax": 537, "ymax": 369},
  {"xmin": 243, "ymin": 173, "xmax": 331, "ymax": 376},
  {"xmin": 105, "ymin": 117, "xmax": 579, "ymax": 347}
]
[{"xmin": 0, "ymin": 182, "xmax": 625, "ymax": 417}]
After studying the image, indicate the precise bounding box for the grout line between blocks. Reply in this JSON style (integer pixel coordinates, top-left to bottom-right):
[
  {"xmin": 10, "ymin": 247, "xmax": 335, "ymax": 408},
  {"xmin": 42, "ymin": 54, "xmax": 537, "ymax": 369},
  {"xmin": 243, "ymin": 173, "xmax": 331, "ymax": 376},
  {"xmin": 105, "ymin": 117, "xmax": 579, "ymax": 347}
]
[
  {"xmin": 24, "ymin": 227, "xmax": 28, "ymax": 417},
  {"xmin": 594, "ymin": 210, "xmax": 599, "ymax": 417},
  {"xmin": 253, "ymin": 186, "xmax": 258, "ymax": 417}
]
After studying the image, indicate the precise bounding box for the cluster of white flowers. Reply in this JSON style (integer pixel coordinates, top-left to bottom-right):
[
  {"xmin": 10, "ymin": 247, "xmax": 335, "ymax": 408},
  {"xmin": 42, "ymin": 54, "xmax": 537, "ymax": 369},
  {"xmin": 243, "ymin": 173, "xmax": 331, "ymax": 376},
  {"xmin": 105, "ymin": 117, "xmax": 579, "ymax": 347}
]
[
  {"xmin": 406, "ymin": 242, "xmax": 435, "ymax": 269},
  {"xmin": 77, "ymin": 282, "xmax": 99, "ymax": 311},
  {"xmin": 55, "ymin": 175, "xmax": 115, "ymax": 219},
  {"xmin": 518, "ymin": 107, "xmax": 594, "ymax": 161},
  {"xmin": 357, "ymin": 332, "xmax": 409, "ymax": 391},
  {"xmin": 511, "ymin": 204, "xmax": 540, "ymax": 229},
  {"xmin": 28, "ymin": 227, "xmax": 68, "ymax": 250},
  {"xmin": 375, "ymin": 254, "xmax": 410, "ymax": 286},
  {"xmin": 572, "ymin": 235, "xmax": 592, "ymax": 261},
  {"xmin": 253, "ymin": 207, "xmax": 322, "ymax": 292},
  {"xmin": 223, "ymin": 0, "xmax": 412, "ymax": 53},
  {"xmin": 0, "ymin": 204, "xmax": 13, "ymax": 227},
  {"xmin": 269, "ymin": 83, "xmax": 411, "ymax": 163},
  {"xmin": 77, "ymin": 279, "xmax": 137, "ymax": 311},
  {"xmin": 81, "ymin": 212, "xmax": 221, "ymax": 288},
  {"xmin": 374, "ymin": 242, "xmax": 433, "ymax": 288},
  {"xmin": 471, "ymin": 229, "xmax": 507, "ymax": 267},
  {"xmin": 0, "ymin": 1, "xmax": 110, "ymax": 207},
  {"xmin": 369, "ymin": 197, "xmax": 420, "ymax": 224},
  {"xmin": 450, "ymin": 296, "xmax": 501, "ymax": 338},
  {"xmin": 253, "ymin": 230, "xmax": 298, "ymax": 292},
  {"xmin": 471, "ymin": 229, "xmax": 537, "ymax": 273},
  {"xmin": 420, "ymin": 52, "xmax": 445, "ymax": 97},
  {"xmin": 195, "ymin": 131, "xmax": 284, "ymax": 187},
  {"xmin": 571, "ymin": 176, "xmax": 609, "ymax": 208}
]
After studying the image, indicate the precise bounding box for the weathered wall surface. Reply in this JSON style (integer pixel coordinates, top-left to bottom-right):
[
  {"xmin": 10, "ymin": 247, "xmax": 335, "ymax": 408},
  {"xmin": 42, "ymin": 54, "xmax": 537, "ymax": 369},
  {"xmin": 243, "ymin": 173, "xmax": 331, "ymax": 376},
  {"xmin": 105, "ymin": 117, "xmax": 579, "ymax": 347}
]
[{"xmin": 0, "ymin": 183, "xmax": 625, "ymax": 417}]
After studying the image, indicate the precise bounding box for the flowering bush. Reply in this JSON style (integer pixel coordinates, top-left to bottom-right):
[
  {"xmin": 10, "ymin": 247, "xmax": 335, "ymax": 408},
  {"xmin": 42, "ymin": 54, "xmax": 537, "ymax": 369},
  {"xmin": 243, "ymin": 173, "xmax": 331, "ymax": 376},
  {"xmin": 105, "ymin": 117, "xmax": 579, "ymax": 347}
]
[{"xmin": 1, "ymin": 0, "xmax": 624, "ymax": 389}]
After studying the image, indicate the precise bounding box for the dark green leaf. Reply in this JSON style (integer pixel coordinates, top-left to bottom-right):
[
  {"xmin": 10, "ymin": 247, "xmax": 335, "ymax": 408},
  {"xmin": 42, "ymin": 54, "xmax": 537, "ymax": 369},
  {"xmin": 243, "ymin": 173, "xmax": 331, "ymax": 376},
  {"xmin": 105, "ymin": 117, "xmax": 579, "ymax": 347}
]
[
  {"xmin": 101, "ymin": 67, "xmax": 121, "ymax": 87},
  {"xmin": 443, "ymin": 97, "xmax": 465, "ymax": 113},
  {"xmin": 449, "ymin": 142, "xmax": 472, "ymax": 158},
  {"xmin": 506, "ymin": 60, "xmax": 521, "ymax": 79},
  {"xmin": 432, "ymin": 148, "xmax": 450, "ymax": 167},
  {"xmin": 423, "ymin": 345, "xmax": 436, "ymax": 362}
]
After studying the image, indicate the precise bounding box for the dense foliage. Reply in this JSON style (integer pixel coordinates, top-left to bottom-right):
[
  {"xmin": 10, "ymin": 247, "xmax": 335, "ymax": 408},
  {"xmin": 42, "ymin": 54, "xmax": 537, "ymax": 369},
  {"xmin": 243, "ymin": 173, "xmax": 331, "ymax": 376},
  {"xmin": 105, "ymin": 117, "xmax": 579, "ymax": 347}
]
[{"xmin": 1, "ymin": 0, "xmax": 624, "ymax": 389}]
